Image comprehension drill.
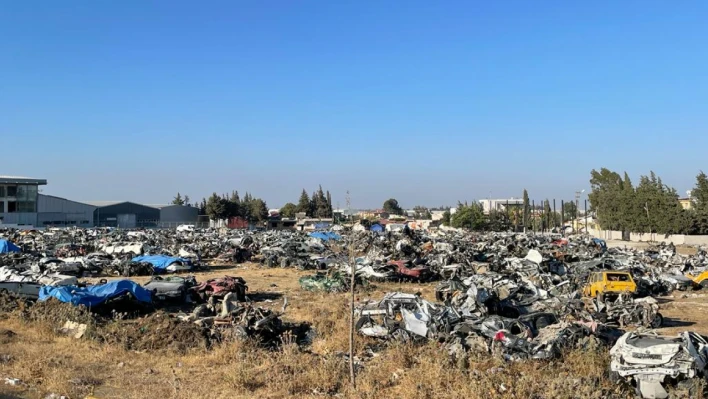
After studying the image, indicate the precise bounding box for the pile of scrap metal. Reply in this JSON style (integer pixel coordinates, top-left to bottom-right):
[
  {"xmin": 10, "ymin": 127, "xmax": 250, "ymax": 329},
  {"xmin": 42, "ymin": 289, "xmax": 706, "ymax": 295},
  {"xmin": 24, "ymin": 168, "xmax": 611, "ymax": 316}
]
[
  {"xmin": 0, "ymin": 265, "xmax": 78, "ymax": 300},
  {"xmin": 610, "ymin": 331, "xmax": 708, "ymax": 398},
  {"xmin": 177, "ymin": 277, "xmax": 309, "ymax": 346},
  {"xmin": 105, "ymin": 254, "xmax": 198, "ymax": 277},
  {"xmin": 355, "ymin": 290, "xmax": 624, "ymax": 361},
  {"xmin": 588, "ymin": 293, "xmax": 663, "ymax": 329},
  {"xmin": 258, "ymin": 232, "xmax": 336, "ymax": 270}
]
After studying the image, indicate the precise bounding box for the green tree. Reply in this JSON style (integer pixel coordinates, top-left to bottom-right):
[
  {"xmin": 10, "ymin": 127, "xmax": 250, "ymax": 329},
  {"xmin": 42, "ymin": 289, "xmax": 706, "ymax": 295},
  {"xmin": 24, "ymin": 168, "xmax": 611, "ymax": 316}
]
[
  {"xmin": 241, "ymin": 192, "xmax": 253, "ymax": 221},
  {"xmin": 326, "ymin": 191, "xmax": 333, "ymax": 217},
  {"xmin": 618, "ymin": 172, "xmax": 636, "ymax": 233},
  {"xmin": 413, "ymin": 206, "xmax": 432, "ymax": 219},
  {"xmin": 280, "ymin": 202, "xmax": 297, "ymax": 218},
  {"xmin": 543, "ymin": 199, "xmax": 552, "ymax": 230},
  {"xmin": 296, "ymin": 190, "xmax": 310, "ymax": 215},
  {"xmin": 688, "ymin": 172, "xmax": 708, "ymax": 234},
  {"xmin": 693, "ymin": 171, "xmax": 708, "ymax": 212},
  {"xmin": 205, "ymin": 193, "xmax": 228, "ymax": 221},
  {"xmin": 563, "ymin": 201, "xmax": 577, "ymax": 222},
  {"xmin": 383, "ymin": 198, "xmax": 404, "ymax": 216},
  {"xmin": 632, "ymin": 172, "xmax": 686, "ymax": 235},
  {"xmin": 441, "ymin": 210, "xmax": 451, "ymax": 226},
  {"xmin": 314, "ymin": 185, "xmax": 330, "ymax": 218},
  {"xmin": 198, "ymin": 198, "xmax": 207, "ymax": 215},
  {"xmin": 227, "ymin": 191, "xmax": 241, "ymax": 218},
  {"xmin": 172, "ymin": 192, "xmax": 185, "ymax": 206},
  {"xmin": 451, "ymin": 202, "xmax": 485, "ymax": 230},
  {"xmin": 249, "ymin": 198, "xmax": 269, "ymax": 222},
  {"xmin": 487, "ymin": 210, "xmax": 509, "ymax": 231},
  {"xmin": 589, "ymin": 168, "xmax": 624, "ymax": 231}
]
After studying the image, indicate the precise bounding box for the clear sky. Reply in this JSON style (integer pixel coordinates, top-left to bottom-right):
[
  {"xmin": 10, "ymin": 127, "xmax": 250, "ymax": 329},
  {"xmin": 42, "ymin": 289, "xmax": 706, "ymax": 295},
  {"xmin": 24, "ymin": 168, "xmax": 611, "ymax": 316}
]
[{"xmin": 2, "ymin": 1, "xmax": 707, "ymax": 209}]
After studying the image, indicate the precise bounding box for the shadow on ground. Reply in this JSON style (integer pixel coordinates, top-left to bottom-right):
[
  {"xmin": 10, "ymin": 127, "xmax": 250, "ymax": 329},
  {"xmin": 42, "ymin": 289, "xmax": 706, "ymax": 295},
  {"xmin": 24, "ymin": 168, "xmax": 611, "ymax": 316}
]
[{"xmin": 662, "ymin": 318, "xmax": 696, "ymax": 328}]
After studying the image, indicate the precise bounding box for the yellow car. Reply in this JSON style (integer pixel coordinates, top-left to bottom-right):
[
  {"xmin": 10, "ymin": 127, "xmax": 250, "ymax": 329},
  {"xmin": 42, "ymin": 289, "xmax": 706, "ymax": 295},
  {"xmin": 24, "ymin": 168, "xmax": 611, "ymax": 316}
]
[
  {"xmin": 687, "ymin": 271, "xmax": 708, "ymax": 288},
  {"xmin": 583, "ymin": 271, "xmax": 637, "ymax": 300}
]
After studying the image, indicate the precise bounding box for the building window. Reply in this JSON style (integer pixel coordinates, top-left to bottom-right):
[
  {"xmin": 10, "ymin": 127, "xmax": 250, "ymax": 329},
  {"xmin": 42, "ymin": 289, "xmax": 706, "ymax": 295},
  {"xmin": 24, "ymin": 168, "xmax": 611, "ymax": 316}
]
[
  {"xmin": 0, "ymin": 186, "xmax": 4, "ymax": 197},
  {"xmin": 7, "ymin": 201, "xmax": 16, "ymax": 213},
  {"xmin": 6, "ymin": 186, "xmax": 17, "ymax": 197},
  {"xmin": 18, "ymin": 202, "xmax": 36, "ymax": 212},
  {"xmin": 0, "ymin": 202, "xmax": 4, "ymax": 213}
]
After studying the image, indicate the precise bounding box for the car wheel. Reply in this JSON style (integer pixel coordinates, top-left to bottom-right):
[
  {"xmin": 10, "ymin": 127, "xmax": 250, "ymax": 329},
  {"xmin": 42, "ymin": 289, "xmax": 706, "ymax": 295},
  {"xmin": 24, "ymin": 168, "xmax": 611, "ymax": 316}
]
[
  {"xmin": 700, "ymin": 280, "xmax": 708, "ymax": 289},
  {"xmin": 650, "ymin": 313, "xmax": 663, "ymax": 329}
]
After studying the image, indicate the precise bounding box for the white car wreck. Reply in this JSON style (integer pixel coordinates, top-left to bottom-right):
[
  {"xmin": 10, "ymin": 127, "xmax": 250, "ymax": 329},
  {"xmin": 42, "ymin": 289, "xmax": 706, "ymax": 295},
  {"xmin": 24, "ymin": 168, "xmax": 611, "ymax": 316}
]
[{"xmin": 610, "ymin": 331, "xmax": 708, "ymax": 398}]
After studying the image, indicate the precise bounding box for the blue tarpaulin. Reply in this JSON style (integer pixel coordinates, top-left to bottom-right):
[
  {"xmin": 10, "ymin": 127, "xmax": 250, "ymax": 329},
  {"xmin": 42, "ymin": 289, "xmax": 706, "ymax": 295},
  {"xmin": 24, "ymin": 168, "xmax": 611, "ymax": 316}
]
[
  {"xmin": 370, "ymin": 224, "xmax": 384, "ymax": 233},
  {"xmin": 0, "ymin": 239, "xmax": 20, "ymax": 254},
  {"xmin": 309, "ymin": 232, "xmax": 341, "ymax": 241},
  {"xmin": 592, "ymin": 238, "xmax": 607, "ymax": 251},
  {"xmin": 131, "ymin": 255, "xmax": 192, "ymax": 272},
  {"xmin": 39, "ymin": 280, "xmax": 152, "ymax": 307}
]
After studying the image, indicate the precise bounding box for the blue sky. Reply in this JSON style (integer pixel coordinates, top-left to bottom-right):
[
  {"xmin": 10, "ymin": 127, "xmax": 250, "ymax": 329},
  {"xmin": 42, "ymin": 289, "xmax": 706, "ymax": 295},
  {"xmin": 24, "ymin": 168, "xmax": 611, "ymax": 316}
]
[{"xmin": 2, "ymin": 1, "xmax": 707, "ymax": 209}]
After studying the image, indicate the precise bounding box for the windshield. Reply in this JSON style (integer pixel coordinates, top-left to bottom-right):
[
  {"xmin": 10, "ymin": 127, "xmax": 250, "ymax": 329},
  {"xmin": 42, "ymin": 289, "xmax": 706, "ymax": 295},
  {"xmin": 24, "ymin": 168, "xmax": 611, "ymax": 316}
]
[{"xmin": 607, "ymin": 273, "xmax": 631, "ymax": 282}]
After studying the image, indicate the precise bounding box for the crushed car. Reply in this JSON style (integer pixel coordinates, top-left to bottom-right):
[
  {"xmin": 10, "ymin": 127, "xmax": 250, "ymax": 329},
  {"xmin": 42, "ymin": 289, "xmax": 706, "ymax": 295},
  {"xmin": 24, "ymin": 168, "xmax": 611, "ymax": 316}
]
[{"xmin": 610, "ymin": 331, "xmax": 708, "ymax": 399}]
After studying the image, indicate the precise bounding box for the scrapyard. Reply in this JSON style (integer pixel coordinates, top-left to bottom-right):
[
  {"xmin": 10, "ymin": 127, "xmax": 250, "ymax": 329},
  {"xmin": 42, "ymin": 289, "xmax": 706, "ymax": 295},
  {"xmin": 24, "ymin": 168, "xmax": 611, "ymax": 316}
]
[{"xmin": 3, "ymin": 227, "xmax": 708, "ymax": 398}]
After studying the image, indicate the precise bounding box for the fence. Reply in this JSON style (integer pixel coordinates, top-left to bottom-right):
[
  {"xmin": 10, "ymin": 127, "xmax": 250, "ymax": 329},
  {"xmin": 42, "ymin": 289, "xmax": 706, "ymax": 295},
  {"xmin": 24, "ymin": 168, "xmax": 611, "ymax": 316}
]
[{"xmin": 588, "ymin": 227, "xmax": 708, "ymax": 246}]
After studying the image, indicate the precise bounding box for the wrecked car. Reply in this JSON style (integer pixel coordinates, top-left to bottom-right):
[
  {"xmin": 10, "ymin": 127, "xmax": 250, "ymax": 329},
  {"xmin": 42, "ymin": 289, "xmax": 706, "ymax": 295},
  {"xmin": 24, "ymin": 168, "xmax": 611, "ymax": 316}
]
[
  {"xmin": 355, "ymin": 292, "xmax": 452, "ymax": 340},
  {"xmin": 144, "ymin": 275, "xmax": 197, "ymax": 302},
  {"xmin": 583, "ymin": 271, "xmax": 637, "ymax": 300},
  {"xmin": 610, "ymin": 331, "xmax": 708, "ymax": 399},
  {"xmin": 191, "ymin": 276, "xmax": 248, "ymax": 302}
]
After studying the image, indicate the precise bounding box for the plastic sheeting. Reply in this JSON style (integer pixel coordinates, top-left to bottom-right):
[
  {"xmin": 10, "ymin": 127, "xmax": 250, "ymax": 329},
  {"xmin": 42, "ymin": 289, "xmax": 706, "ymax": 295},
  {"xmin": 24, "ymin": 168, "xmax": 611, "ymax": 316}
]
[
  {"xmin": 370, "ymin": 224, "xmax": 384, "ymax": 233},
  {"xmin": 308, "ymin": 232, "xmax": 341, "ymax": 241},
  {"xmin": 39, "ymin": 280, "xmax": 152, "ymax": 307},
  {"xmin": 0, "ymin": 239, "xmax": 20, "ymax": 254},
  {"xmin": 131, "ymin": 255, "xmax": 192, "ymax": 272}
]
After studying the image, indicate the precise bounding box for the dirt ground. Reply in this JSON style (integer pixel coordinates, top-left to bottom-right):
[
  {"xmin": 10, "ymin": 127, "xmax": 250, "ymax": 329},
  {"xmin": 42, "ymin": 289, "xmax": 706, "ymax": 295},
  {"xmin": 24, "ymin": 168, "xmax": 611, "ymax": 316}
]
[{"xmin": 1, "ymin": 264, "xmax": 708, "ymax": 399}]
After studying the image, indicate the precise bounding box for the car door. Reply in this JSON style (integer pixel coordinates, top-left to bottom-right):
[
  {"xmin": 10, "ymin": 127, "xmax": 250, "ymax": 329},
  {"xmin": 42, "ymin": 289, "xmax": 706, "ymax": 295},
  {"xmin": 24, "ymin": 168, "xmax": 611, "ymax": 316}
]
[{"xmin": 687, "ymin": 332, "xmax": 708, "ymax": 369}]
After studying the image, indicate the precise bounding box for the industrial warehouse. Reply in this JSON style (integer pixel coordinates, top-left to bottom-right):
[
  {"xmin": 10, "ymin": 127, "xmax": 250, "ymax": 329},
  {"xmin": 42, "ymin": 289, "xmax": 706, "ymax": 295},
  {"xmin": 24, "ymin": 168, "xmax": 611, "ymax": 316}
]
[{"xmin": 0, "ymin": 175, "xmax": 198, "ymax": 228}]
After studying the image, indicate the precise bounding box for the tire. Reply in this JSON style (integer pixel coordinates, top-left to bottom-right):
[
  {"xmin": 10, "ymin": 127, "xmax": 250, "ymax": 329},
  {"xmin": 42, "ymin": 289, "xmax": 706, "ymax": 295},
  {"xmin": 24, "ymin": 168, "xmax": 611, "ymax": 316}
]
[{"xmin": 650, "ymin": 313, "xmax": 663, "ymax": 329}]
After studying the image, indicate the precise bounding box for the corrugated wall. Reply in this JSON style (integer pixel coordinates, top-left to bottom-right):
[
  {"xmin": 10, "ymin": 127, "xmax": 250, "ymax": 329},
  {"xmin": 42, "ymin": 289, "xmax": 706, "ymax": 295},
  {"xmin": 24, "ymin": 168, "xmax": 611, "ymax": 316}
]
[{"xmin": 37, "ymin": 195, "xmax": 95, "ymax": 227}]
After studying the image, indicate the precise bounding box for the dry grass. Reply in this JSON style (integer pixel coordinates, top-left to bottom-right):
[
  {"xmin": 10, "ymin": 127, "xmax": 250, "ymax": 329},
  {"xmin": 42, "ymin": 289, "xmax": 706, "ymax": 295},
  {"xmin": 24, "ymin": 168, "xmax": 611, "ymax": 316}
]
[{"xmin": 1, "ymin": 265, "xmax": 707, "ymax": 398}]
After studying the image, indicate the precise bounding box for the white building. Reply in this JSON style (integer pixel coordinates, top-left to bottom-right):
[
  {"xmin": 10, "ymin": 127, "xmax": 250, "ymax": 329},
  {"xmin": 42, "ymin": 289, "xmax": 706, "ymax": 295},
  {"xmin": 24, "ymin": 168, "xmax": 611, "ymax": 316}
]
[{"xmin": 479, "ymin": 198, "xmax": 524, "ymax": 214}]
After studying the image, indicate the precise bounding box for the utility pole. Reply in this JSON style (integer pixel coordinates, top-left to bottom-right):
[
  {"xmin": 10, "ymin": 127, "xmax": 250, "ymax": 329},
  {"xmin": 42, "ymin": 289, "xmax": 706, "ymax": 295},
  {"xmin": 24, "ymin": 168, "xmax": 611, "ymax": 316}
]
[{"xmin": 346, "ymin": 190, "xmax": 356, "ymax": 388}]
